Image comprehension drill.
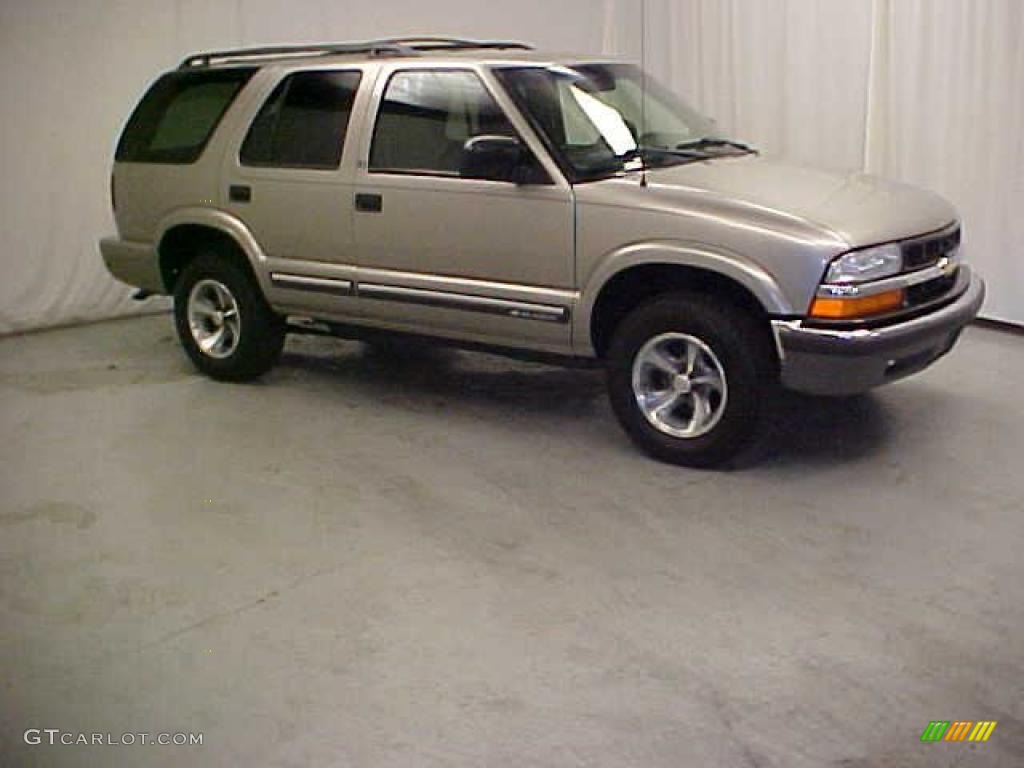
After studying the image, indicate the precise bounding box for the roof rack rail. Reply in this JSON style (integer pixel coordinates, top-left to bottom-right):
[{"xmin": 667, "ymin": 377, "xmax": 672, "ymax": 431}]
[
  {"xmin": 379, "ymin": 37, "xmax": 534, "ymax": 52},
  {"xmin": 179, "ymin": 37, "xmax": 533, "ymax": 69},
  {"xmin": 179, "ymin": 41, "xmax": 409, "ymax": 69}
]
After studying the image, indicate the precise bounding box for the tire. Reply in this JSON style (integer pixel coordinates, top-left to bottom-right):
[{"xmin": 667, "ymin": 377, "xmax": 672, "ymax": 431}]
[
  {"xmin": 606, "ymin": 292, "xmax": 777, "ymax": 468},
  {"xmin": 173, "ymin": 250, "xmax": 285, "ymax": 381}
]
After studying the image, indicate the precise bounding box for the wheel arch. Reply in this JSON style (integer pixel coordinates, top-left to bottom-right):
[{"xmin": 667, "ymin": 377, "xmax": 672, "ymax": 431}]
[
  {"xmin": 580, "ymin": 242, "xmax": 790, "ymax": 358},
  {"xmin": 156, "ymin": 209, "xmax": 269, "ymax": 294}
]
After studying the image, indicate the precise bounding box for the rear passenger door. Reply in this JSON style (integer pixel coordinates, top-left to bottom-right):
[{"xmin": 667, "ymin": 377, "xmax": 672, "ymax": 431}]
[
  {"xmin": 352, "ymin": 67, "xmax": 575, "ymax": 352},
  {"xmin": 223, "ymin": 68, "xmax": 366, "ymax": 316}
]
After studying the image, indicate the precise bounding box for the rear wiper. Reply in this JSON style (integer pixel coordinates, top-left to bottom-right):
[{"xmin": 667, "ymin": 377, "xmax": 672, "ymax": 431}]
[{"xmin": 675, "ymin": 138, "xmax": 756, "ymax": 154}]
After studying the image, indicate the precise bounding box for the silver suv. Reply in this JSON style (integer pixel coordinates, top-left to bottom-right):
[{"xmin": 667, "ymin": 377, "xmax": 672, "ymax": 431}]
[{"xmin": 101, "ymin": 38, "xmax": 984, "ymax": 466}]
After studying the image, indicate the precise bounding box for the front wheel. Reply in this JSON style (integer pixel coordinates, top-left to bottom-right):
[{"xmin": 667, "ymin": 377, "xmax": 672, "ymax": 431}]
[
  {"xmin": 173, "ymin": 251, "xmax": 285, "ymax": 381},
  {"xmin": 606, "ymin": 292, "xmax": 776, "ymax": 468}
]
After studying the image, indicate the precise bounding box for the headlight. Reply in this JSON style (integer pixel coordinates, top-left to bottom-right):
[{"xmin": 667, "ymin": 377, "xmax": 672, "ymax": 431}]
[{"xmin": 825, "ymin": 244, "xmax": 902, "ymax": 284}]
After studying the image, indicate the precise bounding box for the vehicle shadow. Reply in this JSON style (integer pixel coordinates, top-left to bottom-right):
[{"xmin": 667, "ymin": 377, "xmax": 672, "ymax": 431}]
[
  {"xmin": 277, "ymin": 336, "xmax": 891, "ymax": 468},
  {"xmin": 278, "ymin": 337, "xmax": 607, "ymax": 419},
  {"xmin": 742, "ymin": 388, "xmax": 891, "ymax": 469}
]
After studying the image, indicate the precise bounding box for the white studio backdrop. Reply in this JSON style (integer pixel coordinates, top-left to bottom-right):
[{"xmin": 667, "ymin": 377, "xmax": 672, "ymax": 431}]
[{"xmin": 0, "ymin": 0, "xmax": 1020, "ymax": 335}]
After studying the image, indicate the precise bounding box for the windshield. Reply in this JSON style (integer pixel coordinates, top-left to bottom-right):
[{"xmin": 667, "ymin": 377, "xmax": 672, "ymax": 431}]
[{"xmin": 495, "ymin": 63, "xmax": 749, "ymax": 181}]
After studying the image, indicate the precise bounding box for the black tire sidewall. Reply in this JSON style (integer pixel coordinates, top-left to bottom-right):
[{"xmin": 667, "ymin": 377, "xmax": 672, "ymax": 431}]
[
  {"xmin": 173, "ymin": 251, "xmax": 284, "ymax": 381},
  {"xmin": 607, "ymin": 293, "xmax": 774, "ymax": 467}
]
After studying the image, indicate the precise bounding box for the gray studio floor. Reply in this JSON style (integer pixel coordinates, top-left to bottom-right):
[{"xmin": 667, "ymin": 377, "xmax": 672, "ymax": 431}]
[{"xmin": 1, "ymin": 313, "xmax": 1022, "ymax": 767}]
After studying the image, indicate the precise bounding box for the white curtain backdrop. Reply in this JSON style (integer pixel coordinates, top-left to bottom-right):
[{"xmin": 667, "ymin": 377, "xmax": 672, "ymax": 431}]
[
  {"xmin": 603, "ymin": 0, "xmax": 874, "ymax": 172},
  {"xmin": 864, "ymin": 0, "xmax": 1024, "ymax": 326},
  {"xmin": 1, "ymin": 0, "xmax": 1021, "ymax": 334}
]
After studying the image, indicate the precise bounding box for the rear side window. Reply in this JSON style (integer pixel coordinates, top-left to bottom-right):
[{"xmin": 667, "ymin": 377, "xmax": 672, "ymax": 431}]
[
  {"xmin": 116, "ymin": 68, "xmax": 255, "ymax": 164},
  {"xmin": 240, "ymin": 70, "xmax": 362, "ymax": 169}
]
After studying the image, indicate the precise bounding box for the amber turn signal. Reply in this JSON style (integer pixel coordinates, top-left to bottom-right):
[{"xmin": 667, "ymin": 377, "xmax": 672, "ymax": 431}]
[{"xmin": 809, "ymin": 288, "xmax": 905, "ymax": 320}]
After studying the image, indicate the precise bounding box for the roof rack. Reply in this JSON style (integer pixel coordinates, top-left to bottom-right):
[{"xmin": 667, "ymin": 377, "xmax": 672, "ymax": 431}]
[
  {"xmin": 378, "ymin": 37, "xmax": 534, "ymax": 52},
  {"xmin": 179, "ymin": 37, "xmax": 534, "ymax": 69}
]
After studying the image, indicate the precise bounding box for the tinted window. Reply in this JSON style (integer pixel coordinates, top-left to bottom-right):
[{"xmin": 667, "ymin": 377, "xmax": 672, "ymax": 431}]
[
  {"xmin": 240, "ymin": 70, "xmax": 362, "ymax": 169},
  {"xmin": 370, "ymin": 70, "xmax": 516, "ymax": 175},
  {"xmin": 116, "ymin": 68, "xmax": 255, "ymax": 164}
]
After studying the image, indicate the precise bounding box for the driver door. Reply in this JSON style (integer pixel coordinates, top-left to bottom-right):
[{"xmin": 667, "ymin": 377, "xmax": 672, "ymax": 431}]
[{"xmin": 352, "ymin": 67, "xmax": 575, "ymax": 352}]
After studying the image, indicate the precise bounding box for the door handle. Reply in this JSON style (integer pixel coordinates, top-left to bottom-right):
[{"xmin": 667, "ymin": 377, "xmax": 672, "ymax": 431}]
[
  {"xmin": 355, "ymin": 192, "xmax": 382, "ymax": 213},
  {"xmin": 229, "ymin": 184, "xmax": 252, "ymax": 203}
]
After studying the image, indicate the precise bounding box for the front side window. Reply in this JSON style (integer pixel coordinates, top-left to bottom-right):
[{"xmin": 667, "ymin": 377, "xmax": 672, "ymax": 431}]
[
  {"xmin": 240, "ymin": 70, "xmax": 362, "ymax": 169},
  {"xmin": 495, "ymin": 63, "xmax": 741, "ymax": 181},
  {"xmin": 117, "ymin": 68, "xmax": 255, "ymax": 164},
  {"xmin": 369, "ymin": 70, "xmax": 517, "ymax": 176}
]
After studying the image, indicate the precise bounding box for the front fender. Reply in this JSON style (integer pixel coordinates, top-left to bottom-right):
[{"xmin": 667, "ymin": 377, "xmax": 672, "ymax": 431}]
[{"xmin": 574, "ymin": 240, "xmax": 791, "ymax": 355}]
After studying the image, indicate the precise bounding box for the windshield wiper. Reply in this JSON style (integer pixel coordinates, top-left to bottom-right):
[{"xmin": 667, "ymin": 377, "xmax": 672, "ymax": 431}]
[
  {"xmin": 620, "ymin": 146, "xmax": 707, "ymax": 168},
  {"xmin": 579, "ymin": 146, "xmax": 708, "ymax": 182},
  {"xmin": 675, "ymin": 137, "xmax": 756, "ymax": 154}
]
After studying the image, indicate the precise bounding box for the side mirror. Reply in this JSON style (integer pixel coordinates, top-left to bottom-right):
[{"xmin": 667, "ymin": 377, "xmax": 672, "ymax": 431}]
[{"xmin": 460, "ymin": 135, "xmax": 530, "ymax": 183}]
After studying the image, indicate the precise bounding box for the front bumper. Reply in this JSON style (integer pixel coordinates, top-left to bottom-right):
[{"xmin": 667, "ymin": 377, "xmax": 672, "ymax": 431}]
[
  {"xmin": 772, "ymin": 267, "xmax": 985, "ymax": 395},
  {"xmin": 99, "ymin": 237, "xmax": 164, "ymax": 294}
]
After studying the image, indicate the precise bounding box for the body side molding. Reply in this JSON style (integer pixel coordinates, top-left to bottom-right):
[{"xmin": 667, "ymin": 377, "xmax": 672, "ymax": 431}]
[{"xmin": 359, "ymin": 282, "xmax": 569, "ymax": 323}]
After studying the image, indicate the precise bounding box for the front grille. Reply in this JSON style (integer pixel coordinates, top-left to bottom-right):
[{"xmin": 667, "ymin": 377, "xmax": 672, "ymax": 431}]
[
  {"xmin": 906, "ymin": 270, "xmax": 958, "ymax": 307},
  {"xmin": 900, "ymin": 224, "xmax": 961, "ymax": 311},
  {"xmin": 902, "ymin": 226, "xmax": 960, "ymax": 271}
]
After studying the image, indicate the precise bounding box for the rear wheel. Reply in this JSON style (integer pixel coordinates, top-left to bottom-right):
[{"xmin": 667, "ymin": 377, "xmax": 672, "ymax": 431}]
[
  {"xmin": 173, "ymin": 250, "xmax": 285, "ymax": 381},
  {"xmin": 606, "ymin": 292, "xmax": 776, "ymax": 467}
]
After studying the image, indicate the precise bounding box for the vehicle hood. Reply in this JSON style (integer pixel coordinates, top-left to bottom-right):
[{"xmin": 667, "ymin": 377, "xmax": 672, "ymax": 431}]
[{"xmin": 644, "ymin": 155, "xmax": 957, "ymax": 247}]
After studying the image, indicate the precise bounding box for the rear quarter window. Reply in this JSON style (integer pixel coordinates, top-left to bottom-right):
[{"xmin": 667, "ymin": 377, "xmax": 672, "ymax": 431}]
[
  {"xmin": 116, "ymin": 68, "xmax": 255, "ymax": 164},
  {"xmin": 240, "ymin": 70, "xmax": 362, "ymax": 169}
]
